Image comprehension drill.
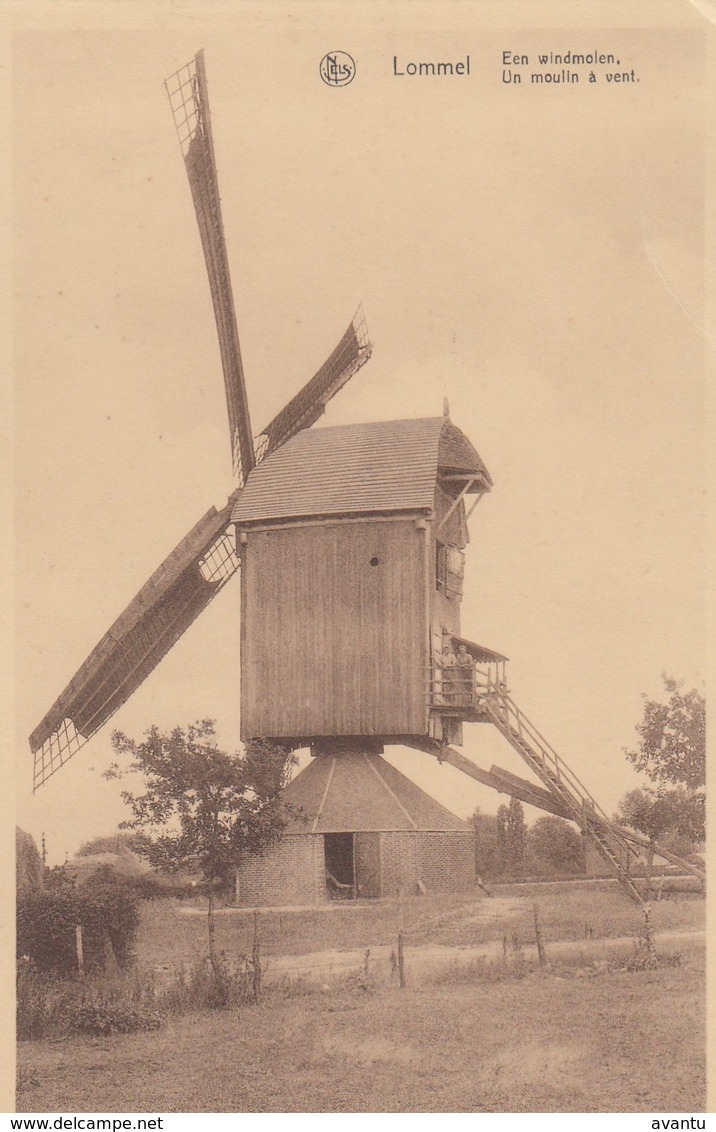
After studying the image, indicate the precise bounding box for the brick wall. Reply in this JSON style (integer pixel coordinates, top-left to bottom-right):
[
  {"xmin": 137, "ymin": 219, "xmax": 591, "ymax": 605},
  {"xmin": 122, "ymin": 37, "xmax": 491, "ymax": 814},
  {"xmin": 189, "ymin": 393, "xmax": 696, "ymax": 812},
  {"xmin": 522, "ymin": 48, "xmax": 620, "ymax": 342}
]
[
  {"xmin": 379, "ymin": 832, "xmax": 419, "ymax": 896},
  {"xmin": 236, "ymin": 834, "xmax": 326, "ymax": 906},
  {"xmin": 416, "ymin": 831, "xmax": 475, "ymax": 892},
  {"xmin": 379, "ymin": 831, "xmax": 474, "ymax": 896},
  {"xmin": 237, "ymin": 829, "xmax": 476, "ymax": 905}
]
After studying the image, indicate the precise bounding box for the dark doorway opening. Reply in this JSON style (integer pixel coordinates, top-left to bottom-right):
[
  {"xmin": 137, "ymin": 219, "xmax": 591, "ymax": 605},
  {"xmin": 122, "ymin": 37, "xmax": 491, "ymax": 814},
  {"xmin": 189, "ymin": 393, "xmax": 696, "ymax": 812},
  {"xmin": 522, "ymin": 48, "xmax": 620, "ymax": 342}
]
[{"xmin": 324, "ymin": 833, "xmax": 355, "ymax": 899}]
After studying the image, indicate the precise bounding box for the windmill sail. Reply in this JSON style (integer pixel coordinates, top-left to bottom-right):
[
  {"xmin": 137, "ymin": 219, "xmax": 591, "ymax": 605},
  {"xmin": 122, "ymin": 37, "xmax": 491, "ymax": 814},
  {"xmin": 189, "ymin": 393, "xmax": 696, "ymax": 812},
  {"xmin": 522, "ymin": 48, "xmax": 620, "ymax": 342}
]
[
  {"xmin": 29, "ymin": 495, "xmax": 241, "ymax": 791},
  {"xmin": 254, "ymin": 307, "xmax": 372, "ymax": 461},
  {"xmin": 165, "ymin": 51, "xmax": 255, "ymax": 485},
  {"xmin": 30, "ymin": 53, "xmax": 374, "ymax": 792}
]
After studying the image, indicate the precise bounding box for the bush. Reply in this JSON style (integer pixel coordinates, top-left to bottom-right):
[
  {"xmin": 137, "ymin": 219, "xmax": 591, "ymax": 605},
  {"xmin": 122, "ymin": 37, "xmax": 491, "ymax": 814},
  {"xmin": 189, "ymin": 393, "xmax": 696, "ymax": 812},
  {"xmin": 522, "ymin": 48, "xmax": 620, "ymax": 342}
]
[
  {"xmin": 157, "ymin": 955, "xmax": 256, "ymax": 1013},
  {"xmin": 17, "ymin": 953, "xmax": 257, "ymax": 1041},
  {"xmin": 16, "ymin": 960, "xmax": 162, "ymax": 1040},
  {"xmin": 16, "ymin": 960, "xmax": 74, "ymax": 1040},
  {"xmin": 527, "ymin": 817, "xmax": 584, "ymax": 876},
  {"xmin": 17, "ymin": 884, "xmax": 140, "ymax": 975},
  {"xmin": 70, "ymin": 1000, "xmax": 162, "ymax": 1036},
  {"xmin": 82, "ymin": 863, "xmax": 202, "ymax": 902}
]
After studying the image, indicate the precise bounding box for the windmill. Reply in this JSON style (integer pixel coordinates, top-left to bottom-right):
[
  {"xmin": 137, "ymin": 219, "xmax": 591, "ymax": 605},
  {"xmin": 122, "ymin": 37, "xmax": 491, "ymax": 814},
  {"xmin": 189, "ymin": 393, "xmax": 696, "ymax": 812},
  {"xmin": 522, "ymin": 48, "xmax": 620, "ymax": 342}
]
[
  {"xmin": 29, "ymin": 50, "xmax": 371, "ymax": 789},
  {"xmin": 29, "ymin": 52, "xmax": 702, "ymax": 906}
]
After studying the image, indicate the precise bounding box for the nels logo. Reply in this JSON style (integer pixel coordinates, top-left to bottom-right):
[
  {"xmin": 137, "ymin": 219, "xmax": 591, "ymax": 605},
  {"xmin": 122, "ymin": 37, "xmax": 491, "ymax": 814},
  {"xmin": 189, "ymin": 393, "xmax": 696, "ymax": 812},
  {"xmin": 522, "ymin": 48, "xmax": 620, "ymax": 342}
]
[{"xmin": 320, "ymin": 52, "xmax": 356, "ymax": 87}]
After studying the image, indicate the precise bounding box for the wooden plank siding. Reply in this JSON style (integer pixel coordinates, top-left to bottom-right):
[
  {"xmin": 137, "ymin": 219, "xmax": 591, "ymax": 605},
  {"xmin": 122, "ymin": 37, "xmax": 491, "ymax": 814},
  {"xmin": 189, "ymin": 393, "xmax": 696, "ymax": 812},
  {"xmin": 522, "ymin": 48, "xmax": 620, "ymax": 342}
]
[{"xmin": 240, "ymin": 517, "xmax": 428, "ymax": 740}]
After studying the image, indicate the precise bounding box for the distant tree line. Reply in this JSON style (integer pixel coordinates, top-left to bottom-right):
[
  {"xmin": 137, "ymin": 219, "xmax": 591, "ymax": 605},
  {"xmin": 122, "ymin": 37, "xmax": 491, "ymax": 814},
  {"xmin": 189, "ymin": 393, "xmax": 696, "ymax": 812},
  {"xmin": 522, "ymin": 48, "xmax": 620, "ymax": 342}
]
[
  {"xmin": 615, "ymin": 676, "xmax": 704, "ymax": 896},
  {"xmin": 472, "ymin": 798, "xmax": 584, "ymax": 880},
  {"xmin": 472, "ymin": 676, "xmax": 704, "ymax": 884}
]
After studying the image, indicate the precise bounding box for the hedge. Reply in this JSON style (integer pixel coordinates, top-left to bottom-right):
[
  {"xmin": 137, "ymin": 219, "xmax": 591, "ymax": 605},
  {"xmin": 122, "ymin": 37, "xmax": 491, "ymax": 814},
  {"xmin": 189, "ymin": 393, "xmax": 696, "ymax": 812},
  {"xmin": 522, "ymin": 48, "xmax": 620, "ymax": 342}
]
[{"xmin": 17, "ymin": 884, "xmax": 141, "ymax": 976}]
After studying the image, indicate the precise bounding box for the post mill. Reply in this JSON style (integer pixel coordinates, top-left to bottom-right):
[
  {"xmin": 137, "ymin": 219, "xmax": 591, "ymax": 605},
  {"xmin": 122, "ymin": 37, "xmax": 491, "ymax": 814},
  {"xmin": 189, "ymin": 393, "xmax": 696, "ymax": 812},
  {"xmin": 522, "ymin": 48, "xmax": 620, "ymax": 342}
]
[{"xmin": 29, "ymin": 52, "xmax": 703, "ymax": 905}]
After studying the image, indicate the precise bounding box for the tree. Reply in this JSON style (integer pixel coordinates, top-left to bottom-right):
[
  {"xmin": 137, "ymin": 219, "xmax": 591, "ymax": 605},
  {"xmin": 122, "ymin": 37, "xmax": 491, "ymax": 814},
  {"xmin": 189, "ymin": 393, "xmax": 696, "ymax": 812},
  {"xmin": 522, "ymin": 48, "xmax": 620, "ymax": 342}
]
[
  {"xmin": 615, "ymin": 785, "xmax": 702, "ymax": 898},
  {"xmin": 622, "ymin": 675, "xmax": 705, "ymax": 881},
  {"xmin": 496, "ymin": 804, "xmax": 509, "ymax": 874},
  {"xmin": 16, "ymin": 828, "xmax": 44, "ymax": 893},
  {"xmin": 527, "ymin": 816, "xmax": 583, "ymax": 876},
  {"xmin": 471, "ymin": 809, "xmax": 502, "ymax": 878},
  {"xmin": 472, "ymin": 803, "xmax": 526, "ymax": 878},
  {"xmin": 107, "ymin": 721, "xmax": 295, "ymax": 997},
  {"xmin": 77, "ymin": 832, "xmax": 139, "ymax": 857},
  {"xmin": 504, "ymin": 797, "xmax": 526, "ymax": 875},
  {"xmin": 624, "ymin": 675, "xmax": 705, "ymax": 792}
]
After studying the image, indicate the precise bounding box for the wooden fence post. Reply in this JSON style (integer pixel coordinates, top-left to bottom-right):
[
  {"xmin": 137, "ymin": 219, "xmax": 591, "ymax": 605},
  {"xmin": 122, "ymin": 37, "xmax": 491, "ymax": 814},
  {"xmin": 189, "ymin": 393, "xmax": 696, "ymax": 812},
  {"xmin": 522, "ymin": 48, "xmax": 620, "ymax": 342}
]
[
  {"xmin": 642, "ymin": 903, "xmax": 658, "ymax": 967},
  {"xmin": 397, "ymin": 889, "xmax": 406, "ymax": 988},
  {"xmin": 75, "ymin": 925, "xmax": 84, "ymax": 978},
  {"xmin": 533, "ymin": 903, "xmax": 547, "ymax": 969},
  {"xmin": 252, "ymin": 909, "xmax": 262, "ymax": 1002}
]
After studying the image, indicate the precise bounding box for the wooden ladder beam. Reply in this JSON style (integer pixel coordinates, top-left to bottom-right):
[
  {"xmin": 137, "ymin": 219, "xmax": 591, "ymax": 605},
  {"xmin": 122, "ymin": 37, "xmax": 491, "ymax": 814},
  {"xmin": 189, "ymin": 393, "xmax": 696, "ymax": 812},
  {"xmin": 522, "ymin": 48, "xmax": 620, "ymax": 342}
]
[
  {"xmin": 405, "ymin": 737, "xmax": 573, "ymax": 819},
  {"xmin": 482, "ymin": 692, "xmax": 647, "ymax": 906}
]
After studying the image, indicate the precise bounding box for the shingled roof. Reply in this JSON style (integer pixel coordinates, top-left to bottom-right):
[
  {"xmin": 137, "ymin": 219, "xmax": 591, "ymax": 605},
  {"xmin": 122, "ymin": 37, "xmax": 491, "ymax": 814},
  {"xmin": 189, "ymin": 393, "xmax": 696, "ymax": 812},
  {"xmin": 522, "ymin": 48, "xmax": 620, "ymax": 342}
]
[
  {"xmin": 232, "ymin": 416, "xmax": 491, "ymax": 525},
  {"xmin": 281, "ymin": 752, "xmax": 470, "ymax": 834}
]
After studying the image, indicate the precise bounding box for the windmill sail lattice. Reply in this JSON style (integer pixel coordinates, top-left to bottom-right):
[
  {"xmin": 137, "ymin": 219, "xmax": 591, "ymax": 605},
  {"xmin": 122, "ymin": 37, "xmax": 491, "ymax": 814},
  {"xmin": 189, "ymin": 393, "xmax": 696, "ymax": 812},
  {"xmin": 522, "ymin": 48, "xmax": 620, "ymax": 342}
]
[
  {"xmin": 165, "ymin": 51, "xmax": 255, "ymax": 484},
  {"xmin": 30, "ymin": 52, "xmax": 374, "ymax": 791},
  {"xmin": 30, "ymin": 495, "xmax": 241, "ymax": 791},
  {"xmin": 254, "ymin": 307, "xmax": 372, "ymax": 461}
]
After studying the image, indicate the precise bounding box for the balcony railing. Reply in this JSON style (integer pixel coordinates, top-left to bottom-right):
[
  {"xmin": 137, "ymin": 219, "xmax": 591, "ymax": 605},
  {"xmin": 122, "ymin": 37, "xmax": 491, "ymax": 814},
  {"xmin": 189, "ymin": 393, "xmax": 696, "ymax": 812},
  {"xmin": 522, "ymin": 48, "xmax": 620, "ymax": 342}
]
[{"xmin": 427, "ymin": 659, "xmax": 507, "ymax": 711}]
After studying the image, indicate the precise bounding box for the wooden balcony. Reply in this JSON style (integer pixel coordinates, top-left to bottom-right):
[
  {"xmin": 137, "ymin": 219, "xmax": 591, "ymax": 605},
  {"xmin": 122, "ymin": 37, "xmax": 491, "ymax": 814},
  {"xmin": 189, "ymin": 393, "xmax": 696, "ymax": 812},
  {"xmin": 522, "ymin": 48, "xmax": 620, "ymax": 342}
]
[{"xmin": 427, "ymin": 659, "xmax": 508, "ymax": 722}]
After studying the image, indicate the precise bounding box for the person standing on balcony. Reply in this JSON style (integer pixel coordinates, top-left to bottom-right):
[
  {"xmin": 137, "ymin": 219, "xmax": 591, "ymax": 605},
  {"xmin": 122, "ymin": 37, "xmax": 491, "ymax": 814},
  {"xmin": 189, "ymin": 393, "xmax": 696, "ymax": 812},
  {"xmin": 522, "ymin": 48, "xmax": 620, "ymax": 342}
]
[
  {"xmin": 456, "ymin": 643, "xmax": 474, "ymax": 705},
  {"xmin": 441, "ymin": 642, "xmax": 457, "ymax": 702}
]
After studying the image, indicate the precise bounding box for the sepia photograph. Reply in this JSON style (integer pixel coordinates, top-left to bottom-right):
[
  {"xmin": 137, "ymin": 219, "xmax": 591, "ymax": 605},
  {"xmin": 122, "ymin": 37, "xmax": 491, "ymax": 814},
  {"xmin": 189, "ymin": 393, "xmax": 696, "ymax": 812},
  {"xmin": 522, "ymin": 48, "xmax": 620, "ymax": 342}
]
[{"xmin": 10, "ymin": 0, "xmax": 709, "ymax": 1116}]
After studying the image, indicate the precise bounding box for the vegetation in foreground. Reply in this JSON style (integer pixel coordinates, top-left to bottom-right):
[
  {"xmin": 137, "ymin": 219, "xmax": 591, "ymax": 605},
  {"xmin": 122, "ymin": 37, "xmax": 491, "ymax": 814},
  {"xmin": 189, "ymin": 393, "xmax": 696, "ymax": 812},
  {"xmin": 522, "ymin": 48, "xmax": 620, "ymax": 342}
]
[
  {"xmin": 17, "ymin": 951, "xmax": 705, "ymax": 1113},
  {"xmin": 16, "ymin": 678, "xmax": 705, "ymax": 1110},
  {"xmin": 134, "ymin": 882, "xmax": 704, "ymax": 966},
  {"xmin": 107, "ymin": 722, "xmax": 294, "ymax": 998},
  {"xmin": 17, "ymin": 881, "xmax": 704, "ymax": 1041}
]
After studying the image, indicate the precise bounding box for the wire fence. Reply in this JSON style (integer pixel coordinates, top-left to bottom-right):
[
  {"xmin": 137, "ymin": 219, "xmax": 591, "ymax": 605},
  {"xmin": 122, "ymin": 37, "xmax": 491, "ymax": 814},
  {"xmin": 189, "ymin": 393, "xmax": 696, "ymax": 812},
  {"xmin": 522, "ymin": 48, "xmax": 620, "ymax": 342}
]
[{"xmin": 144, "ymin": 881, "xmax": 702, "ymax": 993}]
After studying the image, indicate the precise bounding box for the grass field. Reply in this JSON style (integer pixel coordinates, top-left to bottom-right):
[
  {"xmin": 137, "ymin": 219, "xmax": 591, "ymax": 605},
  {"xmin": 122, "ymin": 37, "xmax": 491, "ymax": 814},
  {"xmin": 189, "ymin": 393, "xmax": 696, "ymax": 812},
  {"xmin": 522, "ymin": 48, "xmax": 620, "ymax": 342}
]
[
  {"xmin": 135, "ymin": 882, "xmax": 704, "ymax": 966},
  {"xmin": 17, "ymin": 953, "xmax": 705, "ymax": 1112},
  {"xmin": 17, "ymin": 883, "xmax": 706, "ymax": 1113}
]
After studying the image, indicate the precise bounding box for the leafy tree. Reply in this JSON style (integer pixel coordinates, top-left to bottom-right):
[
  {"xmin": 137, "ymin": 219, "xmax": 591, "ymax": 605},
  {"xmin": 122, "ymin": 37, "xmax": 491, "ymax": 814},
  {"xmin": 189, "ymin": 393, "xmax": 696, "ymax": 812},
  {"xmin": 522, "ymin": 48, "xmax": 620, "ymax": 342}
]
[
  {"xmin": 76, "ymin": 832, "xmax": 139, "ymax": 857},
  {"xmin": 624, "ymin": 675, "xmax": 705, "ymax": 791},
  {"xmin": 621, "ymin": 675, "xmax": 705, "ymax": 893},
  {"xmin": 527, "ymin": 816, "xmax": 583, "ymax": 876},
  {"xmin": 496, "ymin": 804, "xmax": 509, "ymax": 874},
  {"xmin": 615, "ymin": 785, "xmax": 702, "ymax": 898},
  {"xmin": 107, "ymin": 721, "xmax": 295, "ymax": 997},
  {"xmin": 506, "ymin": 796, "xmax": 527, "ymax": 875},
  {"xmin": 16, "ymin": 828, "xmax": 44, "ymax": 893},
  {"xmin": 471, "ymin": 809, "xmax": 502, "ymax": 878},
  {"xmin": 616, "ymin": 785, "xmax": 701, "ymax": 844},
  {"xmin": 493, "ymin": 797, "xmax": 528, "ymax": 876}
]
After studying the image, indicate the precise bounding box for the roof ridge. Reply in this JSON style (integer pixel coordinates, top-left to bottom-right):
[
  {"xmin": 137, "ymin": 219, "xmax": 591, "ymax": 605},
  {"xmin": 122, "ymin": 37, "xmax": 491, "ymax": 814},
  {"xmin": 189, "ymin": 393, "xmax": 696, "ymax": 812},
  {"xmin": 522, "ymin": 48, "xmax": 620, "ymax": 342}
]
[
  {"xmin": 361, "ymin": 753, "xmax": 417, "ymax": 829},
  {"xmin": 282, "ymin": 415, "xmax": 446, "ymax": 440},
  {"xmin": 281, "ymin": 751, "xmax": 470, "ymax": 833}
]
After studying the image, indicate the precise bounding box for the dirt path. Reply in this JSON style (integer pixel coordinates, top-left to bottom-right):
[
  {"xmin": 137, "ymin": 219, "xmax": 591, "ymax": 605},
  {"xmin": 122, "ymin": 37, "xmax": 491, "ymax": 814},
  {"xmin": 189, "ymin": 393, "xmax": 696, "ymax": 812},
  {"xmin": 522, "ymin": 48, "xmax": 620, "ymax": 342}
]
[{"xmin": 260, "ymin": 927, "xmax": 704, "ymax": 985}]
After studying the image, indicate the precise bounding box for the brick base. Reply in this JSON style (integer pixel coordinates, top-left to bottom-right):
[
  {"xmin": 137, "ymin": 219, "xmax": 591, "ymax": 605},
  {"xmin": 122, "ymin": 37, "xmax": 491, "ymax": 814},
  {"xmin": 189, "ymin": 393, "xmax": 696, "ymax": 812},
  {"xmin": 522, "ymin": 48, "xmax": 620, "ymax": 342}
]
[
  {"xmin": 236, "ymin": 830, "xmax": 475, "ymax": 906},
  {"xmin": 237, "ymin": 835, "xmax": 326, "ymax": 906}
]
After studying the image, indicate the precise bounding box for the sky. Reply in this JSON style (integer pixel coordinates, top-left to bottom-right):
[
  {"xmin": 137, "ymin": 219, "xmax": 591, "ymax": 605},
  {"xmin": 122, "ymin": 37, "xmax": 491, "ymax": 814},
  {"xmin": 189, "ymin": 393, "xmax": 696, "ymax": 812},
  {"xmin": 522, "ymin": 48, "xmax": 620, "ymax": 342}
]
[{"xmin": 11, "ymin": 9, "xmax": 707, "ymax": 864}]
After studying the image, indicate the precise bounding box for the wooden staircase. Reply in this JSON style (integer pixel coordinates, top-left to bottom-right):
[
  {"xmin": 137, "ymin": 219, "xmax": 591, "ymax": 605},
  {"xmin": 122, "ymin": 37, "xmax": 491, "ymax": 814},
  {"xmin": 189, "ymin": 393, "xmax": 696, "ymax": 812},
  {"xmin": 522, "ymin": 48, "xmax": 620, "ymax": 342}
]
[{"xmin": 482, "ymin": 690, "xmax": 646, "ymax": 904}]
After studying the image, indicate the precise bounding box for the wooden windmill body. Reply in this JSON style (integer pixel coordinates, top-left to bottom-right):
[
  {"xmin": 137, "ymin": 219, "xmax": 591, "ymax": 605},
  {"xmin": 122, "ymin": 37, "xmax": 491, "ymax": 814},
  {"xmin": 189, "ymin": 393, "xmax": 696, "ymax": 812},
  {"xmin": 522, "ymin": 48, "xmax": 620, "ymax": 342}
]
[
  {"xmin": 233, "ymin": 415, "xmax": 497, "ymax": 750},
  {"xmin": 29, "ymin": 52, "xmax": 703, "ymax": 906}
]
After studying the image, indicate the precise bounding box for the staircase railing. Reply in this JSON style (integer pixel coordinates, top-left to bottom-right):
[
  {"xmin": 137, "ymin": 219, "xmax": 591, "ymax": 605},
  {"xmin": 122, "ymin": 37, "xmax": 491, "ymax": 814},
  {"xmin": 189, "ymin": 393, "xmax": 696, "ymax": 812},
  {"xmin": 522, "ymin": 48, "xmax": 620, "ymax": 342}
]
[
  {"xmin": 480, "ymin": 682, "xmax": 646, "ymax": 903},
  {"xmin": 483, "ymin": 683, "xmax": 615, "ymax": 832}
]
